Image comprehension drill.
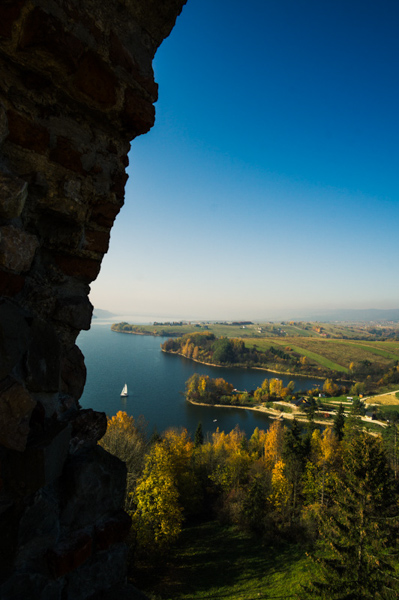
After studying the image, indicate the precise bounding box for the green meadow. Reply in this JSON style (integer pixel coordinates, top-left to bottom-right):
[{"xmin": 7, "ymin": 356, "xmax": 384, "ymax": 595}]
[{"xmin": 131, "ymin": 521, "xmax": 309, "ymax": 600}]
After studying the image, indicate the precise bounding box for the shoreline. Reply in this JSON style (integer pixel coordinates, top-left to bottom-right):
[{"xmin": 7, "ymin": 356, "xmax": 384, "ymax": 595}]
[
  {"xmin": 186, "ymin": 398, "xmax": 331, "ymax": 426},
  {"xmin": 186, "ymin": 398, "xmax": 386, "ymax": 429},
  {"xmin": 112, "ymin": 328, "xmax": 347, "ymax": 383},
  {"xmin": 161, "ymin": 349, "xmax": 327, "ymax": 380}
]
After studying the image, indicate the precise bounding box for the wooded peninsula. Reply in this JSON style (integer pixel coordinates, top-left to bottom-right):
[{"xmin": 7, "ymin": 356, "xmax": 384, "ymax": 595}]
[{"xmin": 112, "ymin": 320, "xmax": 399, "ymax": 397}]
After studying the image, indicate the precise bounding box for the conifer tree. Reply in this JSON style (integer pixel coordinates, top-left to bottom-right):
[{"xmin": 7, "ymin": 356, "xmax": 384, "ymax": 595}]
[
  {"xmin": 282, "ymin": 419, "xmax": 308, "ymax": 520},
  {"xmin": 333, "ymin": 403, "xmax": 345, "ymax": 441},
  {"xmin": 301, "ymin": 432, "xmax": 399, "ymax": 599},
  {"xmin": 194, "ymin": 422, "xmax": 204, "ymax": 447}
]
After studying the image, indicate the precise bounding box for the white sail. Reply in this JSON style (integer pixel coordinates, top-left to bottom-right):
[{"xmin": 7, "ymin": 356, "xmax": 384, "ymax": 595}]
[{"xmin": 121, "ymin": 383, "xmax": 128, "ymax": 397}]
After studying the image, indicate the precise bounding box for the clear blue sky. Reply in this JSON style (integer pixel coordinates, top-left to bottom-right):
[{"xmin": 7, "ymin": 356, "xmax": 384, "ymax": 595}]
[{"xmin": 90, "ymin": 0, "xmax": 399, "ymax": 321}]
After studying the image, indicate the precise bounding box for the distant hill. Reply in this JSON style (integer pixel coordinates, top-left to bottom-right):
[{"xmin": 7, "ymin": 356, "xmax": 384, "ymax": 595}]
[
  {"xmin": 307, "ymin": 308, "xmax": 399, "ymax": 323},
  {"xmin": 92, "ymin": 308, "xmax": 116, "ymax": 319}
]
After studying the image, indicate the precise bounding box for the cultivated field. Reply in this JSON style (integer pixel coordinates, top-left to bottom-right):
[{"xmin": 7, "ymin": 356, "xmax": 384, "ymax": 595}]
[{"xmin": 112, "ymin": 320, "xmax": 399, "ymax": 375}]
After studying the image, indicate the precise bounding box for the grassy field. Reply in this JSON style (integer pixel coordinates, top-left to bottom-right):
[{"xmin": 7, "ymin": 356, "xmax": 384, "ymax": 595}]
[
  {"xmin": 113, "ymin": 321, "xmax": 399, "ymax": 377},
  {"xmin": 131, "ymin": 521, "xmax": 310, "ymax": 600},
  {"xmin": 339, "ymin": 341, "xmax": 399, "ymax": 361},
  {"xmin": 365, "ymin": 390, "xmax": 399, "ymax": 405}
]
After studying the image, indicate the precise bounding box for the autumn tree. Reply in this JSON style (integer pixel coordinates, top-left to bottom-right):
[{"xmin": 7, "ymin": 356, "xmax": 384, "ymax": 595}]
[
  {"xmin": 253, "ymin": 378, "xmax": 270, "ymax": 402},
  {"xmin": 269, "ymin": 378, "xmax": 284, "ymax": 398},
  {"xmin": 302, "ymin": 427, "xmax": 341, "ymax": 515},
  {"xmin": 132, "ymin": 442, "xmax": 183, "ymax": 553},
  {"xmin": 99, "ymin": 411, "xmax": 147, "ymax": 510},
  {"xmin": 163, "ymin": 428, "xmax": 202, "ymax": 517},
  {"xmin": 185, "ymin": 374, "xmax": 234, "ymax": 405},
  {"xmin": 269, "ymin": 459, "xmax": 291, "ymax": 520},
  {"xmin": 263, "ymin": 420, "xmax": 285, "ymax": 471},
  {"xmin": 209, "ymin": 426, "xmax": 251, "ymax": 493},
  {"xmin": 323, "ymin": 378, "xmax": 339, "ymax": 397}
]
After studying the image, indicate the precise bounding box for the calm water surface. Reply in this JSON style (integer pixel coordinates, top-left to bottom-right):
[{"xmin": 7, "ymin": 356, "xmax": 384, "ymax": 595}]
[{"xmin": 78, "ymin": 320, "xmax": 322, "ymax": 438}]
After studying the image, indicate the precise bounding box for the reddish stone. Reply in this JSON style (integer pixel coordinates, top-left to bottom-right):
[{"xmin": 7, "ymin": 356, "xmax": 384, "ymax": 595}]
[
  {"xmin": 84, "ymin": 229, "xmax": 110, "ymax": 254},
  {"xmin": 6, "ymin": 110, "xmax": 50, "ymax": 155},
  {"xmin": 74, "ymin": 51, "xmax": 117, "ymax": 108},
  {"xmin": 95, "ymin": 511, "xmax": 132, "ymax": 552},
  {"xmin": 19, "ymin": 7, "xmax": 84, "ymax": 73},
  {"xmin": 0, "ymin": 1, "xmax": 25, "ymax": 39},
  {"xmin": 89, "ymin": 201, "xmax": 122, "ymax": 228},
  {"xmin": 111, "ymin": 171, "xmax": 128, "ymax": 199},
  {"xmin": 49, "ymin": 137, "xmax": 83, "ymax": 174},
  {"xmin": 0, "ymin": 269, "xmax": 25, "ymax": 296},
  {"xmin": 122, "ymin": 88, "xmax": 155, "ymax": 137},
  {"xmin": 47, "ymin": 533, "xmax": 92, "ymax": 578},
  {"xmin": 54, "ymin": 254, "xmax": 101, "ymax": 282}
]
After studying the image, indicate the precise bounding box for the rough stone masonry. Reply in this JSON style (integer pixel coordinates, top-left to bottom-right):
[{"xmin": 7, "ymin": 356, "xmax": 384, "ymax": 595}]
[{"xmin": 0, "ymin": 1, "xmax": 186, "ymax": 597}]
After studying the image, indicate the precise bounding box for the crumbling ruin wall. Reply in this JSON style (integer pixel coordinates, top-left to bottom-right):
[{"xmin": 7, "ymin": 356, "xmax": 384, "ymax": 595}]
[{"xmin": 0, "ymin": 1, "xmax": 186, "ymax": 597}]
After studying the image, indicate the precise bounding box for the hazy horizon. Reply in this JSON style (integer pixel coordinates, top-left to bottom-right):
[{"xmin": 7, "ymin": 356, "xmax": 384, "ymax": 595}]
[
  {"xmin": 89, "ymin": 1, "xmax": 399, "ymax": 318},
  {"xmin": 93, "ymin": 306, "xmax": 399, "ymax": 325}
]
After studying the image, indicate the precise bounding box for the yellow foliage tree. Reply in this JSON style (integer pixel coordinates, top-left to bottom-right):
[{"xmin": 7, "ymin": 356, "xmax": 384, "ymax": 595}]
[
  {"xmin": 210, "ymin": 426, "xmax": 251, "ymax": 492},
  {"xmin": 263, "ymin": 420, "xmax": 285, "ymax": 471},
  {"xmin": 133, "ymin": 442, "xmax": 183, "ymax": 551},
  {"xmin": 163, "ymin": 428, "xmax": 202, "ymax": 516},
  {"xmin": 269, "ymin": 459, "xmax": 291, "ymax": 513},
  {"xmin": 99, "ymin": 410, "xmax": 147, "ymax": 511},
  {"xmin": 269, "ymin": 378, "xmax": 283, "ymax": 398},
  {"xmin": 323, "ymin": 378, "xmax": 339, "ymax": 396}
]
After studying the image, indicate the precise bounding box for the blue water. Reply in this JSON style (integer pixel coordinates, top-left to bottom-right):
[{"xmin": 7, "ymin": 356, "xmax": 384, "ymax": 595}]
[{"xmin": 78, "ymin": 320, "xmax": 322, "ymax": 438}]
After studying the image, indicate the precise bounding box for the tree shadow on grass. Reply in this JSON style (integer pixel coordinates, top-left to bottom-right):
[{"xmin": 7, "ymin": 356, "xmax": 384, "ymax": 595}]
[{"xmin": 130, "ymin": 520, "xmax": 308, "ymax": 600}]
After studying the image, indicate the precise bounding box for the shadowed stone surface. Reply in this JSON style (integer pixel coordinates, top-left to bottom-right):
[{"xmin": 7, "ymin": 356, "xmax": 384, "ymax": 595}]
[{"xmin": 0, "ymin": 0, "xmax": 186, "ymax": 596}]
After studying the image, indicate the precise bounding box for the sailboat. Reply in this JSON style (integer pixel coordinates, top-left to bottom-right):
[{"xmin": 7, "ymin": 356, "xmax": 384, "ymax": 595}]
[{"xmin": 120, "ymin": 383, "xmax": 128, "ymax": 397}]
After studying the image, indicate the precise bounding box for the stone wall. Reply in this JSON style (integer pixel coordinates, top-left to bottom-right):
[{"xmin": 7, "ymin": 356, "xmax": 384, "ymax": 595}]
[{"xmin": 0, "ymin": 0, "xmax": 186, "ymax": 597}]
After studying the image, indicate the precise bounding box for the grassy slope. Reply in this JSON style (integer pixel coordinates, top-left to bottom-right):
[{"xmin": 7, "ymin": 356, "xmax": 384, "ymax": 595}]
[
  {"xmin": 244, "ymin": 337, "xmax": 349, "ymax": 373},
  {"xmin": 282, "ymin": 338, "xmax": 397, "ymax": 370},
  {"xmin": 114, "ymin": 321, "xmax": 399, "ymax": 377},
  {"xmin": 132, "ymin": 521, "xmax": 309, "ymax": 600},
  {"xmin": 342, "ymin": 341, "xmax": 399, "ymax": 361}
]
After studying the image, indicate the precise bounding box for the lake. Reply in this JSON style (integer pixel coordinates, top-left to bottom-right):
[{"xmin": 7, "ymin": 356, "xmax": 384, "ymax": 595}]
[{"xmin": 78, "ymin": 319, "xmax": 323, "ymax": 439}]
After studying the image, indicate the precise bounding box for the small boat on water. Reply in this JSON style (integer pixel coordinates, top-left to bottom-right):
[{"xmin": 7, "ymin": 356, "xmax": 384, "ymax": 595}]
[{"xmin": 121, "ymin": 383, "xmax": 128, "ymax": 397}]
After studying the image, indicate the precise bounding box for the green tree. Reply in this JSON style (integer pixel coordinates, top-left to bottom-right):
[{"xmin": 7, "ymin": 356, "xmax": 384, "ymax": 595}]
[
  {"xmin": 281, "ymin": 419, "xmax": 308, "ymax": 521},
  {"xmin": 382, "ymin": 423, "xmax": 399, "ymax": 478},
  {"xmin": 302, "ymin": 432, "xmax": 399, "ymax": 599},
  {"xmin": 194, "ymin": 422, "xmax": 204, "ymax": 447},
  {"xmin": 212, "ymin": 337, "xmax": 235, "ymax": 363},
  {"xmin": 333, "ymin": 403, "xmax": 345, "ymax": 441},
  {"xmin": 350, "ymin": 381, "xmax": 366, "ymax": 396}
]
